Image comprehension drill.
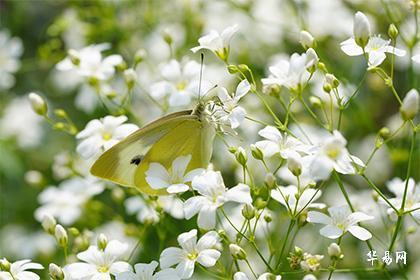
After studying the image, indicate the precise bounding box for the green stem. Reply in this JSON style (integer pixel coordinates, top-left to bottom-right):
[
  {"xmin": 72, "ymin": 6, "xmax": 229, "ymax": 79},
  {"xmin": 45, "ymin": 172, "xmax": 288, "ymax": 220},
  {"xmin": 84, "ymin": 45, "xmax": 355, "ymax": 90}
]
[{"xmin": 275, "ymin": 219, "xmax": 295, "ymax": 270}]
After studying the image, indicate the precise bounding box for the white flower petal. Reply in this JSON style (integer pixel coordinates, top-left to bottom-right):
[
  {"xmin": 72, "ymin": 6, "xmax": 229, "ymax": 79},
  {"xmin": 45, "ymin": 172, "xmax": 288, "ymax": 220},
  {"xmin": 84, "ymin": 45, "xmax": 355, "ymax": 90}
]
[
  {"xmin": 307, "ymin": 211, "xmax": 332, "ymax": 225},
  {"xmin": 348, "ymin": 225, "xmax": 372, "ymax": 240},
  {"xmin": 197, "ymin": 249, "xmax": 221, "ymax": 267},
  {"xmin": 320, "ymin": 225, "xmax": 343, "ymax": 239},
  {"xmin": 224, "ymin": 183, "xmax": 252, "ymax": 204}
]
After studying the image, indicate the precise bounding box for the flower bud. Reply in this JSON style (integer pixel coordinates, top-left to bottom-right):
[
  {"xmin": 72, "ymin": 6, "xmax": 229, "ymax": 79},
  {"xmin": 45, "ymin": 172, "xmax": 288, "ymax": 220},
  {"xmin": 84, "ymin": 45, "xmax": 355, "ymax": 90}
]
[
  {"xmin": 378, "ymin": 127, "xmax": 391, "ymax": 139},
  {"xmin": 25, "ymin": 170, "xmax": 43, "ymax": 187},
  {"xmin": 371, "ymin": 190, "xmax": 379, "ymax": 202},
  {"xmin": 407, "ymin": 226, "xmax": 417, "ymax": 234},
  {"xmin": 250, "ymin": 144, "xmax": 264, "ymax": 160},
  {"xmin": 0, "ymin": 258, "xmax": 11, "ymax": 271},
  {"xmin": 254, "ymin": 197, "xmax": 268, "ymax": 209},
  {"xmin": 124, "ymin": 68, "xmax": 137, "ymax": 90},
  {"xmin": 264, "ymin": 213, "xmax": 272, "ymax": 223},
  {"xmin": 318, "ymin": 62, "xmax": 328, "ymax": 73},
  {"xmin": 287, "ymin": 153, "xmax": 302, "ymax": 177},
  {"xmin": 68, "ymin": 227, "xmax": 80, "ymax": 236},
  {"xmin": 42, "ymin": 214, "xmax": 57, "ymax": 234},
  {"xmin": 300, "ymin": 30, "xmax": 315, "ymax": 49},
  {"xmin": 327, "ymin": 243, "xmax": 342, "ymax": 259},
  {"xmin": 353, "ymin": 11, "xmax": 371, "ymax": 48},
  {"xmin": 97, "ymin": 233, "xmax": 108, "ymax": 250},
  {"xmin": 55, "ymin": 225, "xmax": 68, "ymax": 247},
  {"xmin": 388, "ymin": 24, "xmax": 398, "ymax": 40},
  {"xmin": 135, "ymin": 49, "xmax": 147, "ymax": 64},
  {"xmin": 238, "ymin": 64, "xmax": 251, "ymax": 72},
  {"xmin": 325, "ymin": 74, "xmax": 339, "ymax": 88},
  {"xmin": 235, "ymin": 147, "xmax": 248, "ymax": 166},
  {"xmin": 68, "ymin": 49, "xmax": 80, "ymax": 65},
  {"xmin": 28, "ymin": 93, "xmax": 48, "ymax": 116},
  {"xmin": 229, "ymin": 244, "xmax": 247, "ymax": 260},
  {"xmin": 228, "ymin": 146, "xmax": 238, "ymax": 154},
  {"xmin": 162, "ymin": 30, "xmax": 173, "ymax": 46},
  {"xmin": 264, "ymin": 173, "xmax": 277, "ymax": 189},
  {"xmin": 323, "ymin": 82, "xmax": 332, "ymax": 93},
  {"xmin": 400, "ymin": 89, "xmax": 419, "ymax": 120},
  {"xmin": 309, "ymin": 96, "xmax": 322, "ymax": 108},
  {"xmin": 305, "ymin": 48, "xmax": 318, "ymax": 73},
  {"xmin": 242, "ymin": 204, "xmax": 256, "ymax": 220},
  {"xmin": 49, "ymin": 263, "xmax": 64, "ymax": 280}
]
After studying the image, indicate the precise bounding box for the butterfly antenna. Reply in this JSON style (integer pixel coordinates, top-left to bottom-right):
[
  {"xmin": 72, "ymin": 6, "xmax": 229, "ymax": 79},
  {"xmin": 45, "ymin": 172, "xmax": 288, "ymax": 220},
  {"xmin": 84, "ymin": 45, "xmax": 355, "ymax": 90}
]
[{"xmin": 198, "ymin": 53, "xmax": 204, "ymax": 102}]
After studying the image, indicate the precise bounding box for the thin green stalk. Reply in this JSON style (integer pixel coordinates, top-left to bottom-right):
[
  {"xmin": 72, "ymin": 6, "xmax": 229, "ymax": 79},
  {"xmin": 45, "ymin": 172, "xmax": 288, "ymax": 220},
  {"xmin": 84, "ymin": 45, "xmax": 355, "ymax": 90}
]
[{"xmin": 275, "ymin": 219, "xmax": 295, "ymax": 270}]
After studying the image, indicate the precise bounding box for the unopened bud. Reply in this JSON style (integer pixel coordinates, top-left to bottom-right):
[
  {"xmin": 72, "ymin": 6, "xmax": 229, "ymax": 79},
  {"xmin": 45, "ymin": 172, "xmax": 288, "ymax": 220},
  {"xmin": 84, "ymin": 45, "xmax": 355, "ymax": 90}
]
[
  {"xmin": 162, "ymin": 30, "xmax": 173, "ymax": 45},
  {"xmin": 264, "ymin": 213, "xmax": 272, "ymax": 223},
  {"xmin": 323, "ymin": 82, "xmax": 332, "ymax": 93},
  {"xmin": 42, "ymin": 214, "xmax": 57, "ymax": 234},
  {"xmin": 325, "ymin": 74, "xmax": 339, "ymax": 88},
  {"xmin": 264, "ymin": 173, "xmax": 277, "ymax": 189},
  {"xmin": 287, "ymin": 153, "xmax": 302, "ymax": 177},
  {"xmin": 353, "ymin": 11, "xmax": 371, "ymax": 48},
  {"xmin": 229, "ymin": 244, "xmax": 247, "ymax": 260},
  {"xmin": 124, "ymin": 68, "xmax": 137, "ymax": 89},
  {"xmin": 309, "ymin": 96, "xmax": 322, "ymax": 108},
  {"xmin": 306, "ymin": 48, "xmax": 318, "ymax": 73},
  {"xmin": 235, "ymin": 147, "xmax": 248, "ymax": 166},
  {"xmin": 0, "ymin": 258, "xmax": 11, "ymax": 271},
  {"xmin": 68, "ymin": 227, "xmax": 80, "ymax": 236},
  {"xmin": 379, "ymin": 127, "xmax": 391, "ymax": 139},
  {"xmin": 254, "ymin": 197, "xmax": 267, "ymax": 209},
  {"xmin": 25, "ymin": 170, "xmax": 43, "ymax": 186},
  {"xmin": 135, "ymin": 49, "xmax": 147, "ymax": 64},
  {"xmin": 328, "ymin": 243, "xmax": 342, "ymax": 259},
  {"xmin": 371, "ymin": 190, "xmax": 379, "ymax": 202},
  {"xmin": 388, "ymin": 24, "xmax": 398, "ymax": 40},
  {"xmin": 242, "ymin": 204, "xmax": 256, "ymax": 220},
  {"xmin": 250, "ymin": 144, "xmax": 264, "ymax": 160},
  {"xmin": 238, "ymin": 64, "xmax": 250, "ymax": 72},
  {"xmin": 228, "ymin": 146, "xmax": 237, "ymax": 154},
  {"xmin": 49, "ymin": 263, "xmax": 64, "ymax": 280},
  {"xmin": 97, "ymin": 233, "xmax": 108, "ymax": 250},
  {"xmin": 400, "ymin": 89, "xmax": 419, "ymax": 120},
  {"xmin": 227, "ymin": 65, "xmax": 239, "ymax": 74},
  {"xmin": 318, "ymin": 62, "xmax": 328, "ymax": 73},
  {"xmin": 28, "ymin": 93, "xmax": 48, "ymax": 116},
  {"xmin": 407, "ymin": 226, "xmax": 417, "ymax": 234},
  {"xmin": 54, "ymin": 225, "xmax": 68, "ymax": 247},
  {"xmin": 300, "ymin": 30, "xmax": 315, "ymax": 49},
  {"xmin": 68, "ymin": 49, "xmax": 80, "ymax": 65}
]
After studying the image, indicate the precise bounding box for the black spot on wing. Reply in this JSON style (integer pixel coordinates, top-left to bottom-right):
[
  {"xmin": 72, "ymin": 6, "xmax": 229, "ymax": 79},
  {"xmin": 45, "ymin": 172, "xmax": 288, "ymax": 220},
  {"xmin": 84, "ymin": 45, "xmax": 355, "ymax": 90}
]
[{"xmin": 130, "ymin": 155, "xmax": 143, "ymax": 166}]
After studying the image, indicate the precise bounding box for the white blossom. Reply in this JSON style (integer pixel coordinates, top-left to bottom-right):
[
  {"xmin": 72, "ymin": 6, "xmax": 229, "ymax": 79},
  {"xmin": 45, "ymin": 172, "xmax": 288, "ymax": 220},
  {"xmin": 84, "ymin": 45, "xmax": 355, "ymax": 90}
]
[
  {"xmin": 308, "ymin": 130, "xmax": 364, "ymax": 180},
  {"xmin": 0, "ymin": 29, "xmax": 23, "ymax": 90},
  {"xmin": 383, "ymin": 178, "xmax": 420, "ymax": 219},
  {"xmin": 116, "ymin": 261, "xmax": 179, "ymax": 280},
  {"xmin": 341, "ymin": 36, "xmax": 405, "ymax": 68},
  {"xmin": 0, "ymin": 259, "xmax": 43, "ymax": 280},
  {"xmin": 184, "ymin": 170, "xmax": 252, "ymax": 229},
  {"xmin": 64, "ymin": 240, "xmax": 131, "ymax": 279},
  {"xmin": 145, "ymin": 154, "xmax": 204, "ymax": 194},
  {"xmin": 35, "ymin": 177, "xmax": 104, "ymax": 225},
  {"xmin": 400, "ymin": 89, "xmax": 419, "ymax": 120},
  {"xmin": 76, "ymin": 115, "xmax": 138, "ymax": 159},
  {"xmin": 307, "ymin": 205, "xmax": 373, "ymax": 240},
  {"xmin": 217, "ymin": 79, "xmax": 251, "ymax": 128},
  {"xmin": 57, "ymin": 43, "xmax": 123, "ymax": 80},
  {"xmin": 191, "ymin": 25, "xmax": 239, "ymax": 61},
  {"xmin": 255, "ymin": 126, "xmax": 309, "ymax": 159},
  {"xmin": 159, "ymin": 229, "xmax": 221, "ymax": 279}
]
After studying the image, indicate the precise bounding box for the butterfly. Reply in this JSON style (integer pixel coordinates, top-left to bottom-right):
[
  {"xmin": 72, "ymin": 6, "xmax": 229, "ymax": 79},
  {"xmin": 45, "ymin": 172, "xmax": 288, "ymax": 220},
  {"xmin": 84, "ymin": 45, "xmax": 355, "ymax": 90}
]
[{"xmin": 90, "ymin": 55, "xmax": 216, "ymax": 196}]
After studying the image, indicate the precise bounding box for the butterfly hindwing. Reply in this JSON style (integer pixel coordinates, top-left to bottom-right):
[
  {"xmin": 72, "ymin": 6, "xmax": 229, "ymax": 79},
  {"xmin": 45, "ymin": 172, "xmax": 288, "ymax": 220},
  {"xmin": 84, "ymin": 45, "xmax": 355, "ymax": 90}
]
[
  {"xmin": 90, "ymin": 110, "xmax": 194, "ymax": 188},
  {"xmin": 134, "ymin": 117, "xmax": 215, "ymax": 195}
]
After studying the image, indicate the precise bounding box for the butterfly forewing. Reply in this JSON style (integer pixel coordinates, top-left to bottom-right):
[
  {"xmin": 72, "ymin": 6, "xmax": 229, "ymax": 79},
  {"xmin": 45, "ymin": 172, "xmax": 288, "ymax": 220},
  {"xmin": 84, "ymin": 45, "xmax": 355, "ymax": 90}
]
[{"xmin": 90, "ymin": 110, "xmax": 193, "ymax": 187}]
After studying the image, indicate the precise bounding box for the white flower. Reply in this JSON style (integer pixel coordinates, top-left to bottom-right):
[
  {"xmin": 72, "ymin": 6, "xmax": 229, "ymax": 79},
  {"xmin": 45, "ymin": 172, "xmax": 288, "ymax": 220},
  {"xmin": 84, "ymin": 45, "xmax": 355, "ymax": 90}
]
[
  {"xmin": 271, "ymin": 185, "xmax": 325, "ymax": 215},
  {"xmin": 57, "ymin": 43, "xmax": 123, "ymax": 80},
  {"xmin": 116, "ymin": 261, "xmax": 179, "ymax": 280},
  {"xmin": 64, "ymin": 240, "xmax": 131, "ymax": 279},
  {"xmin": 191, "ymin": 24, "xmax": 239, "ymax": 61},
  {"xmin": 307, "ymin": 205, "xmax": 373, "ymax": 240},
  {"xmin": 184, "ymin": 170, "xmax": 252, "ymax": 229},
  {"xmin": 76, "ymin": 115, "xmax": 138, "ymax": 159},
  {"xmin": 400, "ymin": 89, "xmax": 419, "ymax": 120},
  {"xmin": 261, "ymin": 52, "xmax": 314, "ymax": 91},
  {"xmin": 300, "ymin": 30, "xmax": 315, "ymax": 49},
  {"xmin": 0, "ymin": 259, "xmax": 43, "ymax": 280},
  {"xmin": 145, "ymin": 154, "xmax": 204, "ymax": 194},
  {"xmin": 413, "ymin": 54, "xmax": 420, "ymax": 64},
  {"xmin": 255, "ymin": 126, "xmax": 309, "ymax": 159},
  {"xmin": 309, "ymin": 130, "xmax": 364, "ymax": 180},
  {"xmin": 384, "ymin": 178, "xmax": 420, "ymax": 219},
  {"xmin": 353, "ymin": 11, "xmax": 371, "ymax": 48},
  {"xmin": 150, "ymin": 59, "xmax": 210, "ymax": 107},
  {"xmin": 159, "ymin": 229, "xmax": 221, "ymax": 279},
  {"xmin": 300, "ymin": 253, "xmax": 324, "ymax": 272},
  {"xmin": 0, "ymin": 29, "xmax": 23, "ymax": 90},
  {"xmin": 217, "ymin": 79, "xmax": 251, "ymax": 128},
  {"xmin": 340, "ymin": 36, "xmax": 406, "ymax": 68},
  {"xmin": 35, "ymin": 177, "xmax": 104, "ymax": 225},
  {"xmin": 234, "ymin": 272, "xmax": 282, "ymax": 280}
]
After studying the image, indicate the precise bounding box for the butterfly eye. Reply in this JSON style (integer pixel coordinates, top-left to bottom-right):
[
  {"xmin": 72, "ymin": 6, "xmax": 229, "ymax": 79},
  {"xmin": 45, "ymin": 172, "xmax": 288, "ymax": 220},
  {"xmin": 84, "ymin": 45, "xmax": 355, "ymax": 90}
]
[{"xmin": 130, "ymin": 155, "xmax": 144, "ymax": 166}]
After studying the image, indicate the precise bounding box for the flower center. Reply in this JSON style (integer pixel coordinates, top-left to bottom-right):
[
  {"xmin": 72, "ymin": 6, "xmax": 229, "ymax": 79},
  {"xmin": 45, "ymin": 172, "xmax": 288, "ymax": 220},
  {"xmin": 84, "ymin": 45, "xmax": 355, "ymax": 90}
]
[
  {"xmin": 176, "ymin": 81, "xmax": 187, "ymax": 91},
  {"xmin": 187, "ymin": 251, "xmax": 198, "ymax": 260},
  {"xmin": 336, "ymin": 223, "xmax": 346, "ymax": 230},
  {"xmin": 97, "ymin": 266, "xmax": 109, "ymax": 273},
  {"xmin": 102, "ymin": 132, "xmax": 112, "ymax": 141},
  {"xmin": 326, "ymin": 148, "xmax": 340, "ymax": 159}
]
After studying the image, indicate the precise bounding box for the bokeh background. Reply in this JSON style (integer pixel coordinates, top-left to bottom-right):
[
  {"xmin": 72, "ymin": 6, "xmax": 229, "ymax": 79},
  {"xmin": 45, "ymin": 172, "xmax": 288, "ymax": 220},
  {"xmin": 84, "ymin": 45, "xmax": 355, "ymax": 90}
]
[{"xmin": 0, "ymin": 0, "xmax": 419, "ymax": 279}]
